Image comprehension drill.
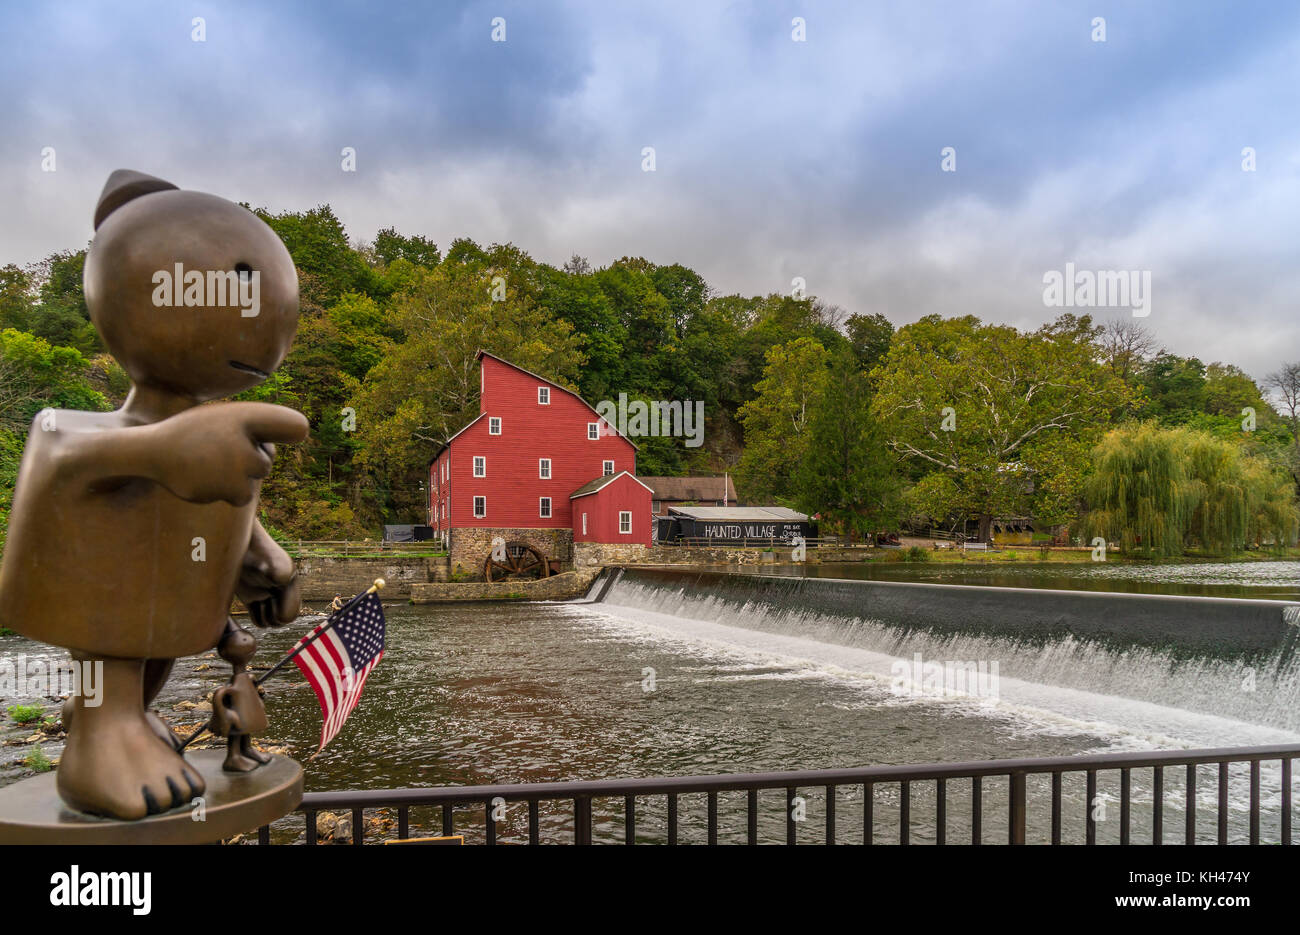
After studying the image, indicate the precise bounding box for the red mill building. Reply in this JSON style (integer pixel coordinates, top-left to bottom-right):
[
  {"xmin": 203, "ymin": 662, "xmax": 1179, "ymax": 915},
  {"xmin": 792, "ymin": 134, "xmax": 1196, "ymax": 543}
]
[{"xmin": 428, "ymin": 351, "xmax": 653, "ymax": 577}]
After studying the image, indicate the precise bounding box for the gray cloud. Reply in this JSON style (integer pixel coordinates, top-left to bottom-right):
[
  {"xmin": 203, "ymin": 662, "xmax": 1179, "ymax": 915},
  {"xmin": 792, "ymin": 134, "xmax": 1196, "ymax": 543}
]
[{"xmin": 1, "ymin": 0, "xmax": 1297, "ymax": 378}]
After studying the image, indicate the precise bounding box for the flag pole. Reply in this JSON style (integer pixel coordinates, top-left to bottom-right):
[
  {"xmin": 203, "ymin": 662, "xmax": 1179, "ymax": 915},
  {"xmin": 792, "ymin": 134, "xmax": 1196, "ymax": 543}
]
[{"xmin": 174, "ymin": 578, "xmax": 385, "ymax": 753}]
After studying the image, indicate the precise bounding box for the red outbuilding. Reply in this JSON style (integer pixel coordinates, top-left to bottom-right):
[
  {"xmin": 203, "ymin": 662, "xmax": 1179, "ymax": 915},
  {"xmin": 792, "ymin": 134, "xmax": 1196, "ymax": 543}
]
[
  {"xmin": 428, "ymin": 351, "xmax": 645, "ymax": 574},
  {"xmin": 571, "ymin": 471, "xmax": 654, "ymax": 548}
]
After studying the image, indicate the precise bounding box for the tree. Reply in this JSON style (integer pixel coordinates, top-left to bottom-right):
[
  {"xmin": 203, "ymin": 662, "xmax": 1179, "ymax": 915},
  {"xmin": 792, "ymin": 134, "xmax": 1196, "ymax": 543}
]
[
  {"xmin": 793, "ymin": 351, "xmax": 899, "ymax": 535},
  {"xmin": 845, "ymin": 312, "xmax": 894, "ymax": 373},
  {"xmin": 1084, "ymin": 423, "xmax": 1297, "ymax": 555},
  {"xmin": 255, "ymin": 205, "xmax": 377, "ymax": 306},
  {"xmin": 1099, "ymin": 318, "xmax": 1155, "ymax": 383},
  {"xmin": 0, "ymin": 329, "xmax": 107, "ymax": 553},
  {"xmin": 372, "ymin": 227, "xmax": 441, "ymax": 268},
  {"xmin": 0, "ymin": 328, "xmax": 106, "ymax": 435},
  {"xmin": 871, "ymin": 314, "xmax": 1130, "ymax": 541},
  {"xmin": 736, "ymin": 337, "xmax": 830, "ymax": 503},
  {"xmin": 20, "ymin": 250, "xmax": 98, "ymax": 353},
  {"xmin": 1136, "ymin": 352, "xmax": 1207, "ymax": 422},
  {"xmin": 1265, "ymin": 362, "xmax": 1300, "ymax": 436}
]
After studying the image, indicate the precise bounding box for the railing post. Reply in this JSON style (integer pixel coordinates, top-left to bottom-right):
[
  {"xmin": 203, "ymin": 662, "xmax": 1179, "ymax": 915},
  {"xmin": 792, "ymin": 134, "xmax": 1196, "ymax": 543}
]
[
  {"xmin": 1009, "ymin": 772, "xmax": 1026, "ymax": 845},
  {"xmin": 574, "ymin": 796, "xmax": 592, "ymax": 845}
]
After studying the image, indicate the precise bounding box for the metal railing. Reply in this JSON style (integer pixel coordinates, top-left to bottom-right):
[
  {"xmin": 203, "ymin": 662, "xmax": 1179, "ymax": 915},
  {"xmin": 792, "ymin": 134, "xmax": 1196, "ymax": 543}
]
[{"xmin": 257, "ymin": 743, "xmax": 1299, "ymax": 845}]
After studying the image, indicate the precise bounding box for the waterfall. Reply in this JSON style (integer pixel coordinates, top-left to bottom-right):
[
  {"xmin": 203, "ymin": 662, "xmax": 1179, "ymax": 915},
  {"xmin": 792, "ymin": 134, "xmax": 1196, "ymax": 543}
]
[{"xmin": 592, "ymin": 568, "xmax": 1300, "ymax": 732}]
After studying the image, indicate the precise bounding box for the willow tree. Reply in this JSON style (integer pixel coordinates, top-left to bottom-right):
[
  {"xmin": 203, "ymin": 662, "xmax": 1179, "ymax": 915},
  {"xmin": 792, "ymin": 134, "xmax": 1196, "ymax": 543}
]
[
  {"xmin": 1083, "ymin": 422, "xmax": 1195, "ymax": 556},
  {"xmin": 1084, "ymin": 423, "xmax": 1297, "ymax": 555}
]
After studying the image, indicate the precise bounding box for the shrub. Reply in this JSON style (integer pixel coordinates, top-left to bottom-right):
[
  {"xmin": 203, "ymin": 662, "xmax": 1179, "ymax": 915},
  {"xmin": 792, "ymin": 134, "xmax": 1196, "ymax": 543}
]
[
  {"xmin": 23, "ymin": 744, "xmax": 52, "ymax": 772},
  {"xmin": 7, "ymin": 704, "xmax": 43, "ymax": 725}
]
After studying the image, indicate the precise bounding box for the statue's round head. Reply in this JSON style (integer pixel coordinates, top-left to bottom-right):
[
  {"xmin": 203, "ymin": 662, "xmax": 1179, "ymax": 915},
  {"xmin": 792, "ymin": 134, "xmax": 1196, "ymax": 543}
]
[{"xmin": 84, "ymin": 170, "xmax": 299, "ymax": 401}]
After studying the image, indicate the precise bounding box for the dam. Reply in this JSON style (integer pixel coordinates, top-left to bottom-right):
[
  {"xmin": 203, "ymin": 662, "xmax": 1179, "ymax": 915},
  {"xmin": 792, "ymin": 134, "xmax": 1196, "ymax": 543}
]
[{"xmin": 586, "ymin": 567, "xmax": 1300, "ymax": 736}]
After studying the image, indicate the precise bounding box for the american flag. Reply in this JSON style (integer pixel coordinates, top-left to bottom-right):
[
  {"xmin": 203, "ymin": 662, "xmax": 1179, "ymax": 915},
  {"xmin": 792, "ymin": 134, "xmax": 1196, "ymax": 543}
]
[{"xmin": 290, "ymin": 591, "xmax": 386, "ymax": 754}]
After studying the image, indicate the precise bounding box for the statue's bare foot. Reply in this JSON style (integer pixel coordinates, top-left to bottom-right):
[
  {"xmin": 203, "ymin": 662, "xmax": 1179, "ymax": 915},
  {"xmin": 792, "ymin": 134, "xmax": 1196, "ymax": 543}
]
[
  {"xmin": 241, "ymin": 735, "xmax": 272, "ymax": 764},
  {"xmin": 145, "ymin": 709, "xmax": 183, "ymax": 751},
  {"xmin": 222, "ymin": 741, "xmax": 261, "ymax": 772},
  {"xmin": 57, "ymin": 662, "xmax": 204, "ymax": 820}
]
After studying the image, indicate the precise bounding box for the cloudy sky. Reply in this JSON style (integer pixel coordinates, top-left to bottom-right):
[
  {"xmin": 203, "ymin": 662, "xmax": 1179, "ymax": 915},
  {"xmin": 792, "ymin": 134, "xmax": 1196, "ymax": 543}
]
[{"xmin": 1, "ymin": 1, "xmax": 1297, "ymax": 378}]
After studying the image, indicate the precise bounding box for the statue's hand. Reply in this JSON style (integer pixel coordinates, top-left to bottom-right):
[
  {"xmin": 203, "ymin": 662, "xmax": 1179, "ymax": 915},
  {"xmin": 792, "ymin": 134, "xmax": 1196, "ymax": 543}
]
[
  {"xmin": 236, "ymin": 521, "xmax": 301, "ymax": 627},
  {"xmin": 153, "ymin": 402, "xmax": 308, "ymax": 506}
]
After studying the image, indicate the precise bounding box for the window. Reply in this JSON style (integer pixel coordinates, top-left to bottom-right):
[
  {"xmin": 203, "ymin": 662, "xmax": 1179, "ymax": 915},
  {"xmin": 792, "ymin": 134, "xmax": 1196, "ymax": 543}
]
[
  {"xmin": 539, "ymin": 497, "xmax": 551, "ymax": 518},
  {"xmin": 619, "ymin": 511, "xmax": 632, "ymax": 534},
  {"xmin": 539, "ymin": 458, "xmax": 551, "ymax": 479},
  {"xmin": 489, "ymin": 417, "xmax": 501, "ymax": 435},
  {"xmin": 538, "ymin": 386, "xmax": 550, "ymax": 405},
  {"xmin": 587, "ymin": 422, "xmax": 599, "ymax": 440},
  {"xmin": 582, "ymin": 513, "xmax": 588, "ymax": 535},
  {"xmin": 473, "ymin": 456, "xmax": 486, "ymax": 477},
  {"xmin": 603, "ymin": 460, "xmax": 615, "ymax": 476},
  {"xmin": 473, "ymin": 496, "xmax": 486, "ymax": 518},
  {"xmin": 652, "ymin": 501, "xmax": 662, "ymax": 513}
]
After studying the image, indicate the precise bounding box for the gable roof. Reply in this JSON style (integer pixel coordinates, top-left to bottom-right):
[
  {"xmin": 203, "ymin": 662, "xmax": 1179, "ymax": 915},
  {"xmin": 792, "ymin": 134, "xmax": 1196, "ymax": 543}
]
[
  {"xmin": 570, "ymin": 470, "xmax": 655, "ymax": 500},
  {"xmin": 476, "ymin": 349, "xmax": 638, "ymax": 450},
  {"xmin": 429, "ymin": 413, "xmax": 486, "ymax": 465},
  {"xmin": 639, "ymin": 475, "xmax": 737, "ymax": 502}
]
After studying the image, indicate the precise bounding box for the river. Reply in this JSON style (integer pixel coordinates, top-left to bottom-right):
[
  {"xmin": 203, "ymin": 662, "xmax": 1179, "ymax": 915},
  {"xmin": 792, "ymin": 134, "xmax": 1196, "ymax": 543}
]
[{"xmin": 1, "ymin": 560, "xmax": 1297, "ymax": 843}]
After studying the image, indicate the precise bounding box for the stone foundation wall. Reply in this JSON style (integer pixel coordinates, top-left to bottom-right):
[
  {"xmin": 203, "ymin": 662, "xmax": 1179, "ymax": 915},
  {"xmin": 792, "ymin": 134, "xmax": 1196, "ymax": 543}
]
[
  {"xmin": 572, "ymin": 542, "xmax": 651, "ymax": 567},
  {"xmin": 411, "ymin": 569, "xmax": 600, "ymax": 603},
  {"xmin": 293, "ymin": 556, "xmax": 447, "ymax": 601},
  {"xmin": 449, "ymin": 527, "xmax": 574, "ymax": 580},
  {"xmin": 640, "ymin": 545, "xmax": 788, "ymax": 565}
]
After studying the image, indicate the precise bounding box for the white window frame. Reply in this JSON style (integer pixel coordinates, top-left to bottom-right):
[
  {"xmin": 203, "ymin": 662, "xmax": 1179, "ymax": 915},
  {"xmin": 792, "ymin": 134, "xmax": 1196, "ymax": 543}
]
[
  {"xmin": 539, "ymin": 458, "xmax": 551, "ymax": 479},
  {"xmin": 489, "ymin": 417, "xmax": 501, "ymax": 435},
  {"xmin": 619, "ymin": 511, "xmax": 632, "ymax": 534},
  {"xmin": 582, "ymin": 513, "xmax": 588, "ymax": 535},
  {"xmin": 603, "ymin": 460, "xmax": 615, "ymax": 476},
  {"xmin": 473, "ymin": 456, "xmax": 486, "ymax": 478},
  {"xmin": 538, "ymin": 386, "xmax": 550, "ymax": 405},
  {"xmin": 473, "ymin": 496, "xmax": 486, "ymax": 518},
  {"xmin": 539, "ymin": 497, "xmax": 552, "ymax": 518},
  {"xmin": 587, "ymin": 422, "xmax": 599, "ymax": 440}
]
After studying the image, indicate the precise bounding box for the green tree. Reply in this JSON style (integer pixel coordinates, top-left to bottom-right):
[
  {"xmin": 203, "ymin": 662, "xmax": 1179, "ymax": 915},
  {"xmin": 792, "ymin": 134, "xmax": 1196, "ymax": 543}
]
[
  {"xmin": 1084, "ymin": 423, "xmax": 1297, "ymax": 555},
  {"xmin": 871, "ymin": 314, "xmax": 1130, "ymax": 540},
  {"xmin": 21, "ymin": 251, "xmax": 98, "ymax": 353},
  {"xmin": 736, "ymin": 337, "xmax": 830, "ymax": 503},
  {"xmin": 373, "ymin": 227, "xmax": 441, "ymax": 268},
  {"xmin": 254, "ymin": 206, "xmax": 377, "ymax": 306},
  {"xmin": 793, "ymin": 351, "xmax": 899, "ymax": 536},
  {"xmin": 1136, "ymin": 353, "xmax": 1207, "ymax": 423},
  {"xmin": 845, "ymin": 312, "xmax": 894, "ymax": 373}
]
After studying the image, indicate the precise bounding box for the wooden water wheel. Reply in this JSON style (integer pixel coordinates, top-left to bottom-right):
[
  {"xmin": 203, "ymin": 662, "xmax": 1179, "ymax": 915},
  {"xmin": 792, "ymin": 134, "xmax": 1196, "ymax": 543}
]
[{"xmin": 484, "ymin": 541, "xmax": 553, "ymax": 582}]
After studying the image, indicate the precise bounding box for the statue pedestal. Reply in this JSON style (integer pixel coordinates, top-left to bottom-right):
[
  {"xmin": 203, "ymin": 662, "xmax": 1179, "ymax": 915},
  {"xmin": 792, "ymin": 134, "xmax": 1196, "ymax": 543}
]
[{"xmin": 0, "ymin": 750, "xmax": 302, "ymax": 844}]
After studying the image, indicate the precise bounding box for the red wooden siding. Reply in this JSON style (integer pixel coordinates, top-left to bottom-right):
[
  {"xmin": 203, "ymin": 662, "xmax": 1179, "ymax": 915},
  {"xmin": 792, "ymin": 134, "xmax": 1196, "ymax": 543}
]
[
  {"xmin": 572, "ymin": 472, "xmax": 653, "ymax": 546},
  {"xmin": 429, "ymin": 353, "xmax": 637, "ymax": 535}
]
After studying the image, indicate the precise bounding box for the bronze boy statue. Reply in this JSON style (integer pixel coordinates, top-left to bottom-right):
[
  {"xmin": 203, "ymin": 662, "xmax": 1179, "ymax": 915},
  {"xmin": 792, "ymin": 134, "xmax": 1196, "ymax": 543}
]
[{"xmin": 0, "ymin": 170, "xmax": 307, "ymax": 820}]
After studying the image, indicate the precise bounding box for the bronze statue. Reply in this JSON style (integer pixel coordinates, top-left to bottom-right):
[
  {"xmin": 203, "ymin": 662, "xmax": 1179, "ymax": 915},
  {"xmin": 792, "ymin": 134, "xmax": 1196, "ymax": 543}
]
[
  {"xmin": 0, "ymin": 170, "xmax": 307, "ymax": 820},
  {"xmin": 209, "ymin": 619, "xmax": 272, "ymax": 772}
]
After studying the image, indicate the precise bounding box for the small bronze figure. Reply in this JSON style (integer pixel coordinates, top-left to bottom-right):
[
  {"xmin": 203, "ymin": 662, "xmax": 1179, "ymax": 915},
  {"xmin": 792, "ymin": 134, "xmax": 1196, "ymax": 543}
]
[
  {"xmin": 0, "ymin": 170, "xmax": 307, "ymax": 820},
  {"xmin": 210, "ymin": 620, "xmax": 272, "ymax": 772}
]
